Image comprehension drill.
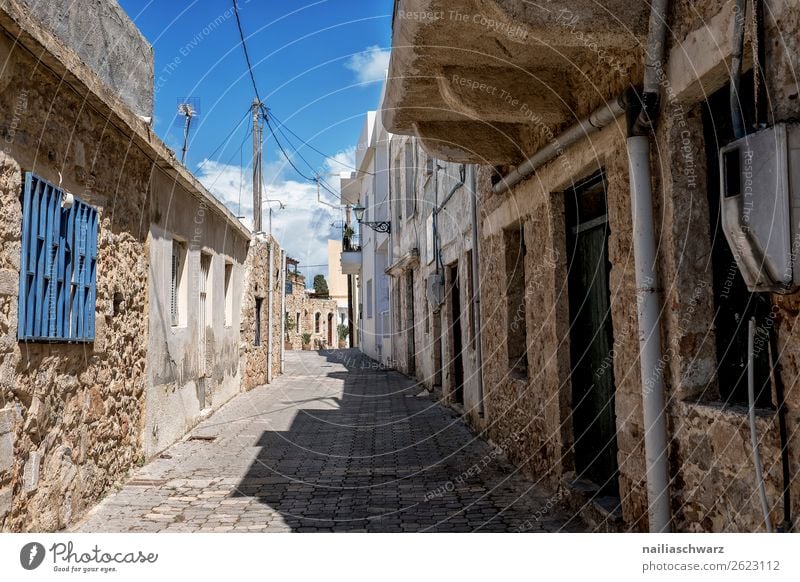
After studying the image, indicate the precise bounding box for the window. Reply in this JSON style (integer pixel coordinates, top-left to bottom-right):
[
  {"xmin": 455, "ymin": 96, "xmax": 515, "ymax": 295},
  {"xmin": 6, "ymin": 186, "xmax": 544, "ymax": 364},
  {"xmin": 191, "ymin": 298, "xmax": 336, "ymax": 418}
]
[
  {"xmin": 199, "ymin": 253, "xmax": 211, "ymax": 315},
  {"xmin": 404, "ymin": 141, "xmax": 415, "ymax": 218},
  {"xmin": 296, "ymin": 311, "xmax": 301, "ymax": 335},
  {"xmin": 504, "ymin": 224, "xmax": 528, "ymax": 377},
  {"xmin": 18, "ymin": 172, "xmax": 99, "ymax": 342},
  {"xmin": 315, "ymin": 312, "xmax": 321, "ymax": 333},
  {"xmin": 366, "ymin": 278, "xmax": 373, "ymax": 319},
  {"xmin": 223, "ymin": 262, "xmax": 233, "ymax": 327},
  {"xmin": 254, "ymin": 298, "xmax": 263, "ymax": 346},
  {"xmin": 170, "ymin": 240, "xmax": 187, "ymax": 327}
]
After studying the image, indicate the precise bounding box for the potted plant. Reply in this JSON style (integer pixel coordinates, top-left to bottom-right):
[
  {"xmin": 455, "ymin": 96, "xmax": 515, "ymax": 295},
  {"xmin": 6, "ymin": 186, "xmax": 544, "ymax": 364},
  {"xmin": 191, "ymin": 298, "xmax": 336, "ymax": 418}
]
[
  {"xmin": 337, "ymin": 324, "xmax": 349, "ymax": 349},
  {"xmin": 285, "ymin": 314, "xmax": 296, "ymax": 350},
  {"xmin": 301, "ymin": 333, "xmax": 312, "ymax": 351}
]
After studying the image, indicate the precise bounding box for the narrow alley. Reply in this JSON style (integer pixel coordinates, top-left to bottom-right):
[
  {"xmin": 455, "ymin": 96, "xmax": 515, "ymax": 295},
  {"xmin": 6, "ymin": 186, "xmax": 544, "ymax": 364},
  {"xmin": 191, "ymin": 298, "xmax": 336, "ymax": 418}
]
[{"xmin": 75, "ymin": 351, "xmax": 586, "ymax": 533}]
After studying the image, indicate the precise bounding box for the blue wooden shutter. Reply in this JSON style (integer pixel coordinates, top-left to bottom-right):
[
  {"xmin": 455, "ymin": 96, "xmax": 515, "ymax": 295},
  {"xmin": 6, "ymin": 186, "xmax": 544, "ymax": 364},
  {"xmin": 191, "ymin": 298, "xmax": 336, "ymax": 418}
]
[{"xmin": 18, "ymin": 173, "xmax": 99, "ymax": 342}]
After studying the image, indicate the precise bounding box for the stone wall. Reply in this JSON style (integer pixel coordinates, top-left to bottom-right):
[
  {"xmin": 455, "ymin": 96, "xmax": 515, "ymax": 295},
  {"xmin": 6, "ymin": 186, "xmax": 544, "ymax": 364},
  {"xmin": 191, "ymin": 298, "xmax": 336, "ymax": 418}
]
[
  {"xmin": 240, "ymin": 236, "xmax": 284, "ymax": 391},
  {"xmin": 0, "ymin": 3, "xmax": 254, "ymax": 531},
  {"xmin": 284, "ymin": 271, "xmax": 338, "ymax": 351},
  {"xmin": 15, "ymin": 0, "xmax": 154, "ymax": 117},
  {"xmin": 0, "ymin": 22, "xmax": 152, "ymax": 530},
  {"xmin": 467, "ymin": 0, "xmax": 800, "ymax": 533}
]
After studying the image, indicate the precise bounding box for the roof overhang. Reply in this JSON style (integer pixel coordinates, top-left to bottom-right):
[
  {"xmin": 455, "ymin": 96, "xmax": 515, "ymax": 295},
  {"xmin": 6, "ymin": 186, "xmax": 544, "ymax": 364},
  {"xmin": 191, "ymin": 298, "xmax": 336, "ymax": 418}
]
[{"xmin": 383, "ymin": 0, "xmax": 649, "ymax": 164}]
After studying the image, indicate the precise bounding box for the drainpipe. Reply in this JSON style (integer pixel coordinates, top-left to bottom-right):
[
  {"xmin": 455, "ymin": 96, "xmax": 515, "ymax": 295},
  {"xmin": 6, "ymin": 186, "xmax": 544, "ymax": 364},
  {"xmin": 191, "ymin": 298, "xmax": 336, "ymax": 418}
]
[
  {"xmin": 280, "ymin": 249, "xmax": 286, "ymax": 374},
  {"xmin": 627, "ymin": 0, "xmax": 672, "ymax": 533},
  {"xmin": 492, "ymin": 94, "xmax": 629, "ymax": 195},
  {"xmin": 469, "ymin": 166, "xmax": 485, "ymax": 418},
  {"xmin": 267, "ymin": 239, "xmax": 274, "ymax": 384}
]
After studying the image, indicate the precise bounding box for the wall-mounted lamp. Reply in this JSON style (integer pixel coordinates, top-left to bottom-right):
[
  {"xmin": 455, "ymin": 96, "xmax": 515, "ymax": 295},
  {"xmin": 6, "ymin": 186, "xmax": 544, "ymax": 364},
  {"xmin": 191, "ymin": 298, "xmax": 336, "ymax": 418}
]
[{"xmin": 352, "ymin": 203, "xmax": 391, "ymax": 234}]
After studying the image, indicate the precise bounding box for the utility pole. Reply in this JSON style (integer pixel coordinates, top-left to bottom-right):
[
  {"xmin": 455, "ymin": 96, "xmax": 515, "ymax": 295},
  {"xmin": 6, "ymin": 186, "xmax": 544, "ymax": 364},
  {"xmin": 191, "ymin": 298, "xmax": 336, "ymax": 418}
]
[{"xmin": 252, "ymin": 98, "xmax": 262, "ymax": 233}]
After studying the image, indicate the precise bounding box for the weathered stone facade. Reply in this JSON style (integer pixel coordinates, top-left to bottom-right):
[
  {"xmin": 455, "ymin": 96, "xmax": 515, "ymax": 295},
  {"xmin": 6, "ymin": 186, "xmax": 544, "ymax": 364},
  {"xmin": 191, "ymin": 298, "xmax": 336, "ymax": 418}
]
[
  {"xmin": 284, "ymin": 269, "xmax": 338, "ymax": 351},
  {"xmin": 240, "ymin": 236, "xmax": 284, "ymax": 391},
  {"xmin": 0, "ymin": 1, "xmax": 282, "ymax": 531},
  {"xmin": 384, "ymin": 0, "xmax": 800, "ymax": 532},
  {"xmin": 0, "ymin": 8, "xmax": 152, "ymax": 529}
]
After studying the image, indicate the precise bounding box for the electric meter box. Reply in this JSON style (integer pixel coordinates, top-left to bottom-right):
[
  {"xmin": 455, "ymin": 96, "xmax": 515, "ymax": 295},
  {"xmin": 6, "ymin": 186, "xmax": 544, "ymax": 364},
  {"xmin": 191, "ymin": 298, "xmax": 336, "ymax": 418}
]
[
  {"xmin": 720, "ymin": 123, "xmax": 800, "ymax": 293},
  {"xmin": 426, "ymin": 273, "xmax": 444, "ymax": 311}
]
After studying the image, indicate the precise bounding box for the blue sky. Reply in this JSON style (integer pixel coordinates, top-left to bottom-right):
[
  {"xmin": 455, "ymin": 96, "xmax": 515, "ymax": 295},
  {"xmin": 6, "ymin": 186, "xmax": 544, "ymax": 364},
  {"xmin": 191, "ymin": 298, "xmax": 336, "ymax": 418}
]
[{"xmin": 118, "ymin": 0, "xmax": 393, "ymax": 283}]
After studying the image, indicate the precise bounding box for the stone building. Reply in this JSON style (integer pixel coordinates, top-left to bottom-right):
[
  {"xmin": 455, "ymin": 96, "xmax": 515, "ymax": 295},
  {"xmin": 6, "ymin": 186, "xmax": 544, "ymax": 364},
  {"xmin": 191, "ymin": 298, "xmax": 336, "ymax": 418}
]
[
  {"xmin": 284, "ymin": 260, "xmax": 339, "ymax": 350},
  {"xmin": 383, "ymin": 0, "xmax": 800, "ymax": 532},
  {"xmin": 0, "ymin": 0, "xmax": 283, "ymax": 531},
  {"xmin": 383, "ymin": 133, "xmax": 482, "ymax": 413},
  {"xmin": 239, "ymin": 235, "xmax": 285, "ymax": 392}
]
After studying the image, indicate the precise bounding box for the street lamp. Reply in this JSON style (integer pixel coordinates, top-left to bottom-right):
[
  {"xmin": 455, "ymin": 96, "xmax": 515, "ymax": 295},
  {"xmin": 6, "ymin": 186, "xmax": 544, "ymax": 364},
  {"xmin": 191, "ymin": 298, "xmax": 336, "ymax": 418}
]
[{"xmin": 352, "ymin": 203, "xmax": 391, "ymax": 234}]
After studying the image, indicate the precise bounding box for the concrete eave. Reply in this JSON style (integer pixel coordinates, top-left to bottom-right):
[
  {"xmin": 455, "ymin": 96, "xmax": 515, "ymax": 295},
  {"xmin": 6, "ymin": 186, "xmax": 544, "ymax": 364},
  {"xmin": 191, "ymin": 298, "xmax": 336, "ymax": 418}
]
[
  {"xmin": 386, "ymin": 249, "xmax": 420, "ymax": 276},
  {"xmin": 0, "ymin": 0, "xmax": 251, "ymax": 241},
  {"xmin": 383, "ymin": 0, "xmax": 649, "ymax": 164}
]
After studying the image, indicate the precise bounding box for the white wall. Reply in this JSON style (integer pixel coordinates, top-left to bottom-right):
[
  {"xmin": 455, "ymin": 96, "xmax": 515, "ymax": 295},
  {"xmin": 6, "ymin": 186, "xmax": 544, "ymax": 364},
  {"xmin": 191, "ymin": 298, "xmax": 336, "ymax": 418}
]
[{"xmin": 145, "ymin": 172, "xmax": 249, "ymax": 457}]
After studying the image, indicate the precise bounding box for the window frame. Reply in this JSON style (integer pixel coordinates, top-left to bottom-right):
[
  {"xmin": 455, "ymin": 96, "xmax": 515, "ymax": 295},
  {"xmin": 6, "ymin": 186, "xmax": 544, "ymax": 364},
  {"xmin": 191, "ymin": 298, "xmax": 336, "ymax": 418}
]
[{"xmin": 170, "ymin": 239, "xmax": 188, "ymax": 328}]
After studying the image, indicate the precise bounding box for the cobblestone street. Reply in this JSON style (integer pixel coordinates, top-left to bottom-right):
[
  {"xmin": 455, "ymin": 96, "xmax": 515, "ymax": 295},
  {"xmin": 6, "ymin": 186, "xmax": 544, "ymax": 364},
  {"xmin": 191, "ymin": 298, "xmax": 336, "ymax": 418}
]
[{"xmin": 76, "ymin": 350, "xmax": 586, "ymax": 533}]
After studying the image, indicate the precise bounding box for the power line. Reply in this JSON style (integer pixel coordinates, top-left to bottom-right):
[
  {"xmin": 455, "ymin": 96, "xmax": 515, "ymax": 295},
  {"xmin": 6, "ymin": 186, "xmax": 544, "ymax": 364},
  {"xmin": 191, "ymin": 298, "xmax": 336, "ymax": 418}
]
[
  {"xmin": 267, "ymin": 114, "xmax": 343, "ymax": 202},
  {"xmin": 269, "ymin": 110, "xmax": 373, "ymax": 175},
  {"xmin": 264, "ymin": 115, "xmax": 318, "ymax": 182},
  {"xmin": 232, "ymin": 0, "xmax": 262, "ymax": 103},
  {"xmin": 196, "ymin": 106, "xmax": 252, "ymax": 171},
  {"xmin": 228, "ymin": 4, "xmax": 344, "ymax": 206}
]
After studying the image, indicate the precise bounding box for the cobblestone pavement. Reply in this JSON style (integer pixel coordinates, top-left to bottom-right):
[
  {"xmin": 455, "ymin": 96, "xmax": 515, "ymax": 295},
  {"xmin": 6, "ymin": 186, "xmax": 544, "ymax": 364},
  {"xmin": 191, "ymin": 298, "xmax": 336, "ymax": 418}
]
[{"xmin": 76, "ymin": 350, "xmax": 587, "ymax": 532}]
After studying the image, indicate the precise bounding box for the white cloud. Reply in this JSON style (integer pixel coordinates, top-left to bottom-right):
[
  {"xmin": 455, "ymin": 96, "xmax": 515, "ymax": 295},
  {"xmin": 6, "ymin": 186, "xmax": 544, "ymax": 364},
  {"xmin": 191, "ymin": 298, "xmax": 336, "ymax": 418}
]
[
  {"xmin": 324, "ymin": 145, "xmax": 356, "ymax": 175},
  {"xmin": 345, "ymin": 45, "xmax": 390, "ymax": 85},
  {"xmin": 195, "ymin": 156, "xmax": 347, "ymax": 287}
]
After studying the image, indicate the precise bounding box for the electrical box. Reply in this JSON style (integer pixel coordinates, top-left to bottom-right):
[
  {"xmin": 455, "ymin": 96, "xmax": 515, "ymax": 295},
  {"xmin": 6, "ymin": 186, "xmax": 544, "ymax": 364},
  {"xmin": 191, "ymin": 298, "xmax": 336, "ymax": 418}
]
[
  {"xmin": 427, "ymin": 273, "xmax": 444, "ymax": 311},
  {"xmin": 720, "ymin": 123, "xmax": 800, "ymax": 293}
]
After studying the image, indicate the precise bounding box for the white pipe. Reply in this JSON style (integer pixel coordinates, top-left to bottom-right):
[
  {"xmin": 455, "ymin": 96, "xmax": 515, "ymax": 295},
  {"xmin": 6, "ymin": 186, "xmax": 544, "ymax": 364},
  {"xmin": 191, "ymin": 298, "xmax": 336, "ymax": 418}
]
[
  {"xmin": 469, "ymin": 166, "xmax": 485, "ymax": 418},
  {"xmin": 748, "ymin": 317, "xmax": 773, "ymax": 532},
  {"xmin": 267, "ymin": 239, "xmax": 274, "ymax": 384},
  {"xmin": 627, "ymin": 135, "xmax": 671, "ymax": 532},
  {"xmin": 280, "ymin": 249, "xmax": 286, "ymax": 374},
  {"xmin": 492, "ymin": 94, "xmax": 628, "ymax": 195}
]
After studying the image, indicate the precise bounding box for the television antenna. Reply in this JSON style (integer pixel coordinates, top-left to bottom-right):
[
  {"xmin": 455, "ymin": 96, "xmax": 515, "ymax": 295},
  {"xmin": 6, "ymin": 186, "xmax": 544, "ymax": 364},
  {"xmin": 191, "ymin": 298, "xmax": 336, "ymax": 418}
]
[{"xmin": 177, "ymin": 98, "xmax": 201, "ymax": 165}]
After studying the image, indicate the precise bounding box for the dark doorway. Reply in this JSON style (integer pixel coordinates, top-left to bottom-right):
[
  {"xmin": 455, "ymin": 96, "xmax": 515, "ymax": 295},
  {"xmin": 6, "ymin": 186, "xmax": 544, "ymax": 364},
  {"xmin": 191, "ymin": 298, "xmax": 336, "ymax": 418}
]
[
  {"xmin": 448, "ymin": 263, "xmax": 464, "ymax": 405},
  {"xmin": 327, "ymin": 312, "xmax": 334, "ymax": 347},
  {"xmin": 565, "ymin": 171, "xmax": 619, "ymax": 496},
  {"xmin": 702, "ymin": 74, "xmax": 773, "ymax": 408},
  {"xmin": 405, "ymin": 272, "xmax": 416, "ymax": 375}
]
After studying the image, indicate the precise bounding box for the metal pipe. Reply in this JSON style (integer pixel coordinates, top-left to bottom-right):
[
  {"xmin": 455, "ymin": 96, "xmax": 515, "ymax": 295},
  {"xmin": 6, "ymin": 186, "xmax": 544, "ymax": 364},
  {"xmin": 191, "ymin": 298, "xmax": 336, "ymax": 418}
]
[
  {"xmin": 632, "ymin": 0, "xmax": 670, "ymax": 134},
  {"xmin": 267, "ymin": 239, "xmax": 274, "ymax": 384},
  {"xmin": 627, "ymin": 135, "xmax": 672, "ymax": 532},
  {"xmin": 280, "ymin": 249, "xmax": 286, "ymax": 374},
  {"xmin": 493, "ymin": 94, "xmax": 628, "ymax": 195},
  {"xmin": 469, "ymin": 166, "xmax": 485, "ymax": 419},
  {"xmin": 749, "ymin": 317, "xmax": 773, "ymax": 532},
  {"xmin": 731, "ymin": 0, "xmax": 747, "ymax": 139},
  {"xmin": 623, "ymin": 0, "xmax": 673, "ymax": 534}
]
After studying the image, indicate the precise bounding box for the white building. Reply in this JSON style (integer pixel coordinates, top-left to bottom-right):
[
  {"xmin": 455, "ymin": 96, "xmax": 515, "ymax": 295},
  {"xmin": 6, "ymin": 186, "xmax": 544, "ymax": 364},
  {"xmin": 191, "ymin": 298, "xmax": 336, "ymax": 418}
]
[{"xmin": 341, "ymin": 101, "xmax": 393, "ymax": 366}]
